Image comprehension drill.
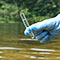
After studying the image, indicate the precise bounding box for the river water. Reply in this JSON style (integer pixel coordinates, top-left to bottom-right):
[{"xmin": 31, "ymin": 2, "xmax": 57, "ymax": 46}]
[{"xmin": 0, "ymin": 36, "xmax": 60, "ymax": 60}]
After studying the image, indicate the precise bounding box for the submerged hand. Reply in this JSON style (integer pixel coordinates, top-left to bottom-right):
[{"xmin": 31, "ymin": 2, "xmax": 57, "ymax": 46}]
[{"xmin": 24, "ymin": 14, "xmax": 60, "ymax": 43}]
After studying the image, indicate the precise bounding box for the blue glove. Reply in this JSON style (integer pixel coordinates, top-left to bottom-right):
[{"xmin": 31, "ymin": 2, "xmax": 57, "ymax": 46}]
[{"xmin": 24, "ymin": 14, "xmax": 60, "ymax": 43}]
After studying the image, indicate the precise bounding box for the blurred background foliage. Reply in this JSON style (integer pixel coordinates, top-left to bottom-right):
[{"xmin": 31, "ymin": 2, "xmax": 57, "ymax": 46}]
[{"xmin": 0, "ymin": 0, "xmax": 60, "ymax": 24}]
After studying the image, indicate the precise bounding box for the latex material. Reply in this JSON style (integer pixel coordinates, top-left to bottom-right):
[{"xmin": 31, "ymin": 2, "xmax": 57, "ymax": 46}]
[{"xmin": 24, "ymin": 14, "xmax": 60, "ymax": 43}]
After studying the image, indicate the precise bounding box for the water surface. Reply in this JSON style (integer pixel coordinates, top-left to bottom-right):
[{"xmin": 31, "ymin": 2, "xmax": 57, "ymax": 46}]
[{"xmin": 0, "ymin": 36, "xmax": 60, "ymax": 60}]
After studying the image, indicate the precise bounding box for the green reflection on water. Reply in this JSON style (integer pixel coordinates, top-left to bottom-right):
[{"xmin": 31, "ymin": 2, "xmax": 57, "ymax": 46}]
[{"xmin": 0, "ymin": 36, "xmax": 60, "ymax": 60}]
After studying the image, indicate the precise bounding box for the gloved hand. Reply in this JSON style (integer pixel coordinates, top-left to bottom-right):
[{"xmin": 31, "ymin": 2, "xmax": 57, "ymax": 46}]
[{"xmin": 24, "ymin": 14, "xmax": 60, "ymax": 43}]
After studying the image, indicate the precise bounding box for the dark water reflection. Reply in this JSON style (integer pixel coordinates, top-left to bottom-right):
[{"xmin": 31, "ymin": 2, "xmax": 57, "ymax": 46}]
[{"xmin": 0, "ymin": 36, "xmax": 60, "ymax": 60}]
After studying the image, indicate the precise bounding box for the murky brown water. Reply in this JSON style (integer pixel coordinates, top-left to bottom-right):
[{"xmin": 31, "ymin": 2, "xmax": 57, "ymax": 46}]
[{"xmin": 0, "ymin": 36, "xmax": 60, "ymax": 60}]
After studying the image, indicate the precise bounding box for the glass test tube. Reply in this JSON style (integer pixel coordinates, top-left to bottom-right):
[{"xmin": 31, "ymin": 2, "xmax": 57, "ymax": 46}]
[{"xmin": 20, "ymin": 13, "xmax": 35, "ymax": 39}]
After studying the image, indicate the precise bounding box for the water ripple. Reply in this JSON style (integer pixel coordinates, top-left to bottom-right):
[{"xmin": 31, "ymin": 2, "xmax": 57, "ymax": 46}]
[
  {"xmin": 31, "ymin": 48, "xmax": 55, "ymax": 51},
  {"xmin": 0, "ymin": 47, "xmax": 22, "ymax": 50},
  {"xmin": 30, "ymin": 56, "xmax": 49, "ymax": 59},
  {"xmin": 0, "ymin": 56, "xmax": 3, "ymax": 59}
]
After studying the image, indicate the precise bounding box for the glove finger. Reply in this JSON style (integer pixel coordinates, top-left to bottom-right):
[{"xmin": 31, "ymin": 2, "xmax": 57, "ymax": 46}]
[
  {"xmin": 40, "ymin": 35, "xmax": 49, "ymax": 43},
  {"xmin": 24, "ymin": 23, "xmax": 40, "ymax": 35},
  {"xmin": 24, "ymin": 27, "xmax": 32, "ymax": 35},
  {"xmin": 36, "ymin": 31, "xmax": 48, "ymax": 40},
  {"xmin": 24, "ymin": 18, "xmax": 55, "ymax": 36},
  {"xmin": 24, "ymin": 23, "xmax": 43, "ymax": 35}
]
